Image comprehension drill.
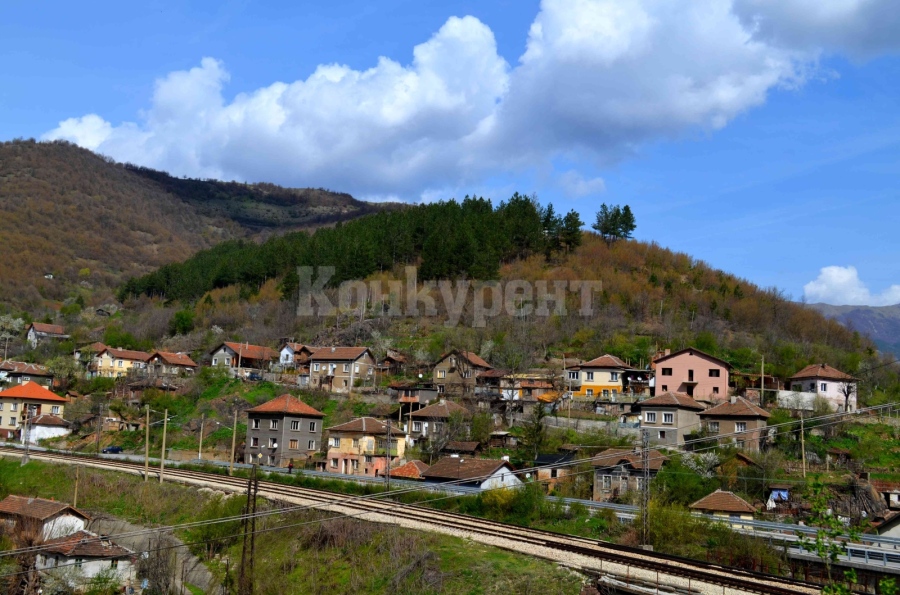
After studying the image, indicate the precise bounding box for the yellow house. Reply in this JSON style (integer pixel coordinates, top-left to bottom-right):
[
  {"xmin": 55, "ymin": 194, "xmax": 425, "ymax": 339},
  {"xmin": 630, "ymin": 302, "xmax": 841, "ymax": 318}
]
[
  {"xmin": 689, "ymin": 489, "xmax": 756, "ymax": 528},
  {"xmin": 324, "ymin": 417, "xmax": 405, "ymax": 477},
  {"xmin": 0, "ymin": 381, "xmax": 68, "ymax": 440},
  {"xmin": 90, "ymin": 347, "xmax": 151, "ymax": 378},
  {"xmin": 566, "ymin": 354, "xmax": 628, "ymax": 400}
]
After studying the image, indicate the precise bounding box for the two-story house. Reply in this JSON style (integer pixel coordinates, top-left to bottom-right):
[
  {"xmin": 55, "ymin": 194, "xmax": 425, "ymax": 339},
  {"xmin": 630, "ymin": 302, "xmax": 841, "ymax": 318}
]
[
  {"xmin": 309, "ymin": 347, "xmax": 376, "ymax": 393},
  {"xmin": 635, "ymin": 391, "xmax": 705, "ymax": 447},
  {"xmin": 325, "ymin": 417, "xmax": 404, "ymax": 476},
  {"xmin": 146, "ymin": 351, "xmax": 197, "ymax": 377},
  {"xmin": 278, "ymin": 343, "xmax": 319, "ymax": 368},
  {"xmin": 0, "ymin": 495, "xmax": 89, "ymax": 539},
  {"xmin": 0, "ymin": 381, "xmax": 68, "ymax": 440},
  {"xmin": 699, "ymin": 396, "xmax": 770, "ymax": 451},
  {"xmin": 432, "ymin": 350, "xmax": 492, "ymax": 395},
  {"xmin": 591, "ymin": 448, "xmax": 667, "ymax": 502},
  {"xmin": 25, "ymin": 323, "xmax": 69, "ymax": 348},
  {"xmin": 421, "ymin": 456, "xmax": 522, "ymax": 490},
  {"xmin": 406, "ymin": 399, "xmax": 471, "ymax": 445},
  {"xmin": 244, "ymin": 394, "xmax": 325, "ymax": 467},
  {"xmin": 785, "ymin": 364, "xmax": 857, "ymax": 412},
  {"xmin": 0, "ymin": 361, "xmax": 53, "ymax": 387},
  {"xmin": 566, "ymin": 354, "xmax": 629, "ymax": 400},
  {"xmin": 89, "ymin": 347, "xmax": 151, "ymax": 378},
  {"xmin": 210, "ymin": 342, "xmax": 278, "ymax": 376},
  {"xmin": 653, "ymin": 348, "xmax": 730, "ymax": 402}
]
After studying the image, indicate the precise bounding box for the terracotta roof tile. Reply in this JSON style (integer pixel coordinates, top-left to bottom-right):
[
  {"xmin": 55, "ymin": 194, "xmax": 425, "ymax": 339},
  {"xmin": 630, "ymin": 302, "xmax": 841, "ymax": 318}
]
[
  {"xmin": 0, "ymin": 381, "xmax": 68, "ymax": 402},
  {"xmin": 653, "ymin": 347, "xmax": 731, "ymax": 369},
  {"xmin": 438, "ymin": 350, "xmax": 492, "ymax": 369},
  {"xmin": 0, "ymin": 495, "xmax": 88, "ymax": 521},
  {"xmin": 221, "ymin": 342, "xmax": 278, "ymax": 361},
  {"xmin": 43, "ymin": 530, "xmax": 132, "ymax": 558},
  {"xmin": 326, "ymin": 417, "xmax": 398, "ymax": 434},
  {"xmin": 99, "ymin": 347, "xmax": 151, "ymax": 362},
  {"xmin": 444, "ymin": 441, "xmax": 481, "ymax": 453},
  {"xmin": 637, "ymin": 392, "xmax": 705, "ymax": 411},
  {"xmin": 389, "ymin": 460, "xmax": 430, "ymax": 479},
  {"xmin": 409, "ymin": 400, "xmax": 471, "ymax": 419},
  {"xmin": 422, "ymin": 457, "xmax": 512, "ymax": 481},
  {"xmin": 310, "ymin": 347, "xmax": 371, "ymax": 361},
  {"xmin": 150, "ymin": 351, "xmax": 198, "ymax": 367},
  {"xmin": 581, "ymin": 354, "xmax": 629, "ymax": 369},
  {"xmin": 789, "ymin": 364, "xmax": 855, "ymax": 381},
  {"xmin": 699, "ymin": 397, "xmax": 770, "ymax": 418},
  {"xmin": 31, "ymin": 414, "xmax": 70, "ymax": 427},
  {"xmin": 0, "ymin": 361, "xmax": 52, "ymax": 376},
  {"xmin": 690, "ymin": 489, "xmax": 756, "ymax": 514},
  {"xmin": 28, "ymin": 323, "xmax": 66, "ymax": 336},
  {"xmin": 591, "ymin": 448, "xmax": 667, "ymax": 471},
  {"xmin": 247, "ymin": 394, "xmax": 324, "ymax": 417}
]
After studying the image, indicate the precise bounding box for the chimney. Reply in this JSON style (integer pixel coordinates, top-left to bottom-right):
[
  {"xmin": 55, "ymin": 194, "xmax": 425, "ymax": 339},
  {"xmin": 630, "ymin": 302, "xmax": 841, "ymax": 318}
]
[
  {"xmin": 450, "ymin": 453, "xmax": 459, "ymax": 458},
  {"xmin": 501, "ymin": 455, "xmax": 510, "ymax": 462},
  {"xmin": 730, "ymin": 396, "xmax": 737, "ymax": 404},
  {"xmin": 331, "ymin": 347, "xmax": 336, "ymax": 352}
]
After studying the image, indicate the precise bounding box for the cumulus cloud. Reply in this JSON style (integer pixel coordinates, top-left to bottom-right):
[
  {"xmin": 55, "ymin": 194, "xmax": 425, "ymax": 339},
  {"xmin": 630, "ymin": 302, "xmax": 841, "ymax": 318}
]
[
  {"xmin": 42, "ymin": 0, "xmax": 894, "ymax": 200},
  {"xmin": 803, "ymin": 266, "xmax": 900, "ymax": 306}
]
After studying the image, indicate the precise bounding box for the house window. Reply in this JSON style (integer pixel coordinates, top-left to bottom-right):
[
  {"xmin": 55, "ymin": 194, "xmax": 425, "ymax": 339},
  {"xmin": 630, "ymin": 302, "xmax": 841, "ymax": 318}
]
[
  {"xmin": 550, "ymin": 468, "xmax": 558, "ymax": 479},
  {"xmin": 636, "ymin": 477, "xmax": 644, "ymax": 490},
  {"xmin": 462, "ymin": 371, "xmax": 472, "ymax": 378},
  {"xmin": 568, "ymin": 371, "xmax": 578, "ymax": 380},
  {"xmin": 661, "ymin": 385, "xmax": 668, "ymax": 392},
  {"xmin": 117, "ymin": 360, "xmax": 123, "ymax": 367},
  {"xmin": 610, "ymin": 372, "xmax": 619, "ymax": 381},
  {"xmin": 364, "ymin": 455, "xmax": 373, "ymax": 463},
  {"xmin": 661, "ymin": 368, "xmax": 672, "ymax": 376},
  {"xmin": 645, "ymin": 412, "xmax": 657, "ymax": 423},
  {"xmin": 10, "ymin": 403, "xmax": 18, "ymax": 412},
  {"xmin": 611, "ymin": 389, "xmax": 618, "ymax": 396},
  {"xmin": 736, "ymin": 440, "xmax": 745, "ymax": 449},
  {"xmin": 270, "ymin": 420, "xmax": 278, "ymax": 430},
  {"xmin": 602, "ymin": 389, "xmax": 609, "ymax": 398},
  {"xmin": 9, "ymin": 417, "xmax": 16, "ymax": 427},
  {"xmin": 413, "ymin": 421, "xmax": 423, "ymax": 432},
  {"xmin": 269, "ymin": 438, "xmax": 277, "ymax": 448},
  {"xmin": 658, "ymin": 430, "xmax": 666, "ymax": 440},
  {"xmin": 342, "ymin": 380, "xmax": 348, "ymax": 387},
  {"xmin": 352, "ymin": 459, "xmax": 360, "ymax": 470},
  {"xmin": 51, "ymin": 406, "xmax": 60, "ymax": 414},
  {"xmin": 330, "ymin": 458, "xmax": 338, "ymax": 468},
  {"xmin": 308, "ymin": 440, "xmax": 316, "ymax": 449},
  {"xmin": 735, "ymin": 422, "xmax": 747, "ymax": 433},
  {"xmin": 663, "ymin": 413, "xmax": 674, "ymax": 424},
  {"xmin": 343, "ymin": 364, "xmax": 350, "ymax": 373},
  {"xmin": 309, "ymin": 421, "xmax": 317, "ymax": 432},
  {"xmin": 620, "ymin": 476, "xmax": 628, "ymax": 490},
  {"xmin": 110, "ymin": 559, "xmax": 118, "ymax": 569},
  {"xmin": 437, "ymin": 385, "xmax": 445, "ymax": 393},
  {"xmin": 354, "ymin": 364, "xmax": 360, "ymax": 373},
  {"xmin": 708, "ymin": 422, "xmax": 720, "ymax": 434},
  {"xmin": 0, "ymin": 404, "xmax": 3, "ymax": 411},
  {"xmin": 602, "ymin": 475, "xmax": 612, "ymax": 490},
  {"xmin": 290, "ymin": 420, "xmax": 300, "ymax": 430},
  {"xmin": 331, "ymin": 437, "xmax": 340, "ymax": 448},
  {"xmin": 75, "ymin": 558, "xmax": 83, "ymax": 568},
  {"xmin": 709, "ymin": 369, "xmax": 720, "ymax": 377},
  {"xmin": 586, "ymin": 372, "xmax": 594, "ymax": 381},
  {"xmin": 820, "ymin": 383, "xmax": 828, "ymax": 392},
  {"xmin": 712, "ymin": 387, "xmax": 719, "ymax": 395},
  {"xmin": 289, "ymin": 439, "xmax": 299, "ymax": 450},
  {"xmin": 438, "ymin": 370, "xmax": 447, "ymax": 379},
  {"xmin": 251, "ymin": 437, "xmax": 259, "ymax": 447},
  {"xmin": 252, "ymin": 419, "xmax": 260, "ymax": 429},
  {"xmin": 313, "ymin": 363, "xmax": 320, "ymax": 372},
  {"xmin": 352, "ymin": 438, "xmax": 360, "ymax": 449},
  {"xmin": 213, "ymin": 358, "xmax": 218, "ymax": 366},
  {"xmin": 586, "ymin": 389, "xmax": 594, "ymax": 397}
]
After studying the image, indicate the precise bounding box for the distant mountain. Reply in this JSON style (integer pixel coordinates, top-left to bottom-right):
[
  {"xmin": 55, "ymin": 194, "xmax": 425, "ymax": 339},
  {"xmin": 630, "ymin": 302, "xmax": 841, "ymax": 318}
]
[
  {"xmin": 808, "ymin": 302, "xmax": 900, "ymax": 356},
  {"xmin": 0, "ymin": 139, "xmax": 388, "ymax": 311}
]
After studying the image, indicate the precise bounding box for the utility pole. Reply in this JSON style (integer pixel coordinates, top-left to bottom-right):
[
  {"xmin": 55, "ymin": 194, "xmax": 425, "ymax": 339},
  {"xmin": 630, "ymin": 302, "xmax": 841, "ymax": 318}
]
[
  {"xmin": 95, "ymin": 399, "xmax": 103, "ymax": 454},
  {"xmin": 800, "ymin": 410, "xmax": 807, "ymax": 478},
  {"xmin": 159, "ymin": 408, "xmax": 168, "ymax": 484},
  {"xmin": 144, "ymin": 405, "xmax": 150, "ymax": 482},
  {"xmin": 73, "ymin": 465, "xmax": 80, "ymax": 507},
  {"xmin": 21, "ymin": 405, "xmax": 35, "ymax": 466},
  {"xmin": 198, "ymin": 414, "xmax": 205, "ymax": 461},
  {"xmin": 640, "ymin": 428, "xmax": 651, "ymax": 549},
  {"xmin": 760, "ymin": 355, "xmax": 765, "ymax": 406},
  {"xmin": 229, "ymin": 408, "xmax": 238, "ymax": 476},
  {"xmin": 385, "ymin": 420, "xmax": 392, "ymax": 494},
  {"xmin": 238, "ymin": 463, "xmax": 259, "ymax": 595}
]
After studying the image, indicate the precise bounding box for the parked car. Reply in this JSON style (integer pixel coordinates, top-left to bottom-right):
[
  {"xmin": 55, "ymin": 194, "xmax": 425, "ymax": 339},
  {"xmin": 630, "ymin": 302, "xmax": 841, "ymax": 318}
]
[
  {"xmin": 102, "ymin": 446, "xmax": 124, "ymax": 454},
  {"xmin": 247, "ymin": 372, "xmax": 263, "ymax": 381}
]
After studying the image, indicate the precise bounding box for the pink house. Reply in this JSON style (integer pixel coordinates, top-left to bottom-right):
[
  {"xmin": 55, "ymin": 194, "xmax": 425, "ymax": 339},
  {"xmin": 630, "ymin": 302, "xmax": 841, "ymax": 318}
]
[{"xmin": 653, "ymin": 348, "xmax": 730, "ymax": 402}]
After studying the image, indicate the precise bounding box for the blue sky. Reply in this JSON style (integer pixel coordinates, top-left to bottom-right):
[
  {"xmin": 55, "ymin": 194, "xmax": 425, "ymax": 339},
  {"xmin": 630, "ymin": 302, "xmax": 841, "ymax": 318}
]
[{"xmin": 2, "ymin": 0, "xmax": 899, "ymax": 306}]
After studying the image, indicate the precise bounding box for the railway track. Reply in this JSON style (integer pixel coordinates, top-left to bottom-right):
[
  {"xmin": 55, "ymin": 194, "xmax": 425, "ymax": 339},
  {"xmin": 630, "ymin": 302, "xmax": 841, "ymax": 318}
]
[{"xmin": 2, "ymin": 447, "xmax": 820, "ymax": 595}]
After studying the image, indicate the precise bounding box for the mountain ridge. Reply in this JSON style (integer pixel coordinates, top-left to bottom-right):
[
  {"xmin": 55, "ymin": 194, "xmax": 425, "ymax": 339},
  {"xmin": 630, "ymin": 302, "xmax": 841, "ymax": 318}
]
[{"xmin": 807, "ymin": 302, "xmax": 900, "ymax": 356}]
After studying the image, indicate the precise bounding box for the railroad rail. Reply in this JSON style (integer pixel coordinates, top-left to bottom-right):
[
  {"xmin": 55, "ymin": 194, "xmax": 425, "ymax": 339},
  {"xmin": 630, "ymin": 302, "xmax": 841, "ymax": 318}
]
[{"xmin": 1, "ymin": 447, "xmax": 820, "ymax": 595}]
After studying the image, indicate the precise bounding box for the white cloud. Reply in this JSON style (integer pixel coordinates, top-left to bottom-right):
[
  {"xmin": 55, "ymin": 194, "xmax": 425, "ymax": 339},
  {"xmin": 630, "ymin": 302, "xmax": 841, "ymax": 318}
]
[
  {"xmin": 558, "ymin": 170, "xmax": 606, "ymax": 197},
  {"xmin": 42, "ymin": 0, "xmax": 894, "ymax": 200},
  {"xmin": 803, "ymin": 266, "xmax": 900, "ymax": 306}
]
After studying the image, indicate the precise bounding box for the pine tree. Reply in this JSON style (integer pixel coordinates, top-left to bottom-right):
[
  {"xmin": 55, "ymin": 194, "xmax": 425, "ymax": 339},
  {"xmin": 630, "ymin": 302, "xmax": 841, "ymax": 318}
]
[{"xmin": 561, "ymin": 209, "xmax": 584, "ymax": 253}]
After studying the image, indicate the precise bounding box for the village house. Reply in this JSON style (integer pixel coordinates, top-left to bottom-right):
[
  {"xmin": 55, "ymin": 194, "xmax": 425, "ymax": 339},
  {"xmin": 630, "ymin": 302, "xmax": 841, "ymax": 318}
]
[
  {"xmin": 23, "ymin": 413, "xmax": 71, "ymax": 443},
  {"xmin": 432, "ymin": 350, "xmax": 492, "ymax": 395},
  {"xmin": 389, "ymin": 381, "xmax": 438, "ymax": 407},
  {"xmin": 636, "ymin": 391, "xmax": 705, "ymax": 447},
  {"xmin": 25, "ymin": 322, "xmax": 69, "ymax": 348},
  {"xmin": 244, "ymin": 394, "xmax": 324, "ymax": 467},
  {"xmin": 442, "ymin": 441, "xmax": 481, "ymax": 457},
  {"xmin": 566, "ymin": 354, "xmax": 630, "ymax": 400},
  {"xmin": 782, "ymin": 363, "xmax": 858, "ymax": 412},
  {"xmin": 146, "ymin": 351, "xmax": 198, "ymax": 377},
  {"xmin": 379, "ymin": 350, "xmax": 408, "ymax": 377},
  {"xmin": 422, "ymin": 456, "xmax": 522, "ymax": 490},
  {"xmin": 653, "ymin": 348, "xmax": 731, "ymax": 402},
  {"xmin": 690, "ymin": 489, "xmax": 756, "ymax": 522},
  {"xmin": 278, "ymin": 342, "xmax": 319, "ymax": 369},
  {"xmin": 699, "ymin": 396, "xmax": 771, "ymax": 451},
  {"xmin": 37, "ymin": 530, "xmax": 135, "ymax": 587},
  {"xmin": 210, "ymin": 342, "xmax": 278, "ymax": 377},
  {"xmin": 88, "ymin": 347, "xmax": 151, "ymax": 378},
  {"xmin": 534, "ymin": 452, "xmax": 576, "ymax": 492},
  {"xmin": 73, "ymin": 342, "xmax": 107, "ymax": 364},
  {"xmin": 0, "ymin": 382, "xmax": 68, "ymax": 441},
  {"xmin": 406, "ymin": 399, "xmax": 472, "ymax": 445},
  {"xmin": 309, "ymin": 347, "xmax": 377, "ymax": 393},
  {"xmin": 591, "ymin": 448, "xmax": 667, "ymax": 502},
  {"xmin": 0, "ymin": 361, "xmax": 53, "ymax": 387},
  {"xmin": 0, "ymin": 495, "xmax": 89, "ymax": 539},
  {"xmin": 389, "ymin": 459, "xmax": 430, "ymax": 480},
  {"xmin": 325, "ymin": 417, "xmax": 404, "ymax": 477}
]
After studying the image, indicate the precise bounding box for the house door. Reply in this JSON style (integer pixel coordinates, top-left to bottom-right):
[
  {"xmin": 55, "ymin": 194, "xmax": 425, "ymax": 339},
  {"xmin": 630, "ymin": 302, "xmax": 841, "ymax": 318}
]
[{"xmin": 341, "ymin": 459, "xmax": 347, "ymax": 474}]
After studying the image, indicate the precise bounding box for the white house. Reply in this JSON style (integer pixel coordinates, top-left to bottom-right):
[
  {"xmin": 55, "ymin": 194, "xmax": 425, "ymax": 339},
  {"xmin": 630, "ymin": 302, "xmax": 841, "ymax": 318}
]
[
  {"xmin": 37, "ymin": 530, "xmax": 134, "ymax": 585},
  {"xmin": 421, "ymin": 456, "xmax": 522, "ymax": 490},
  {"xmin": 23, "ymin": 414, "xmax": 71, "ymax": 444},
  {"xmin": 779, "ymin": 364, "xmax": 858, "ymax": 412},
  {"xmin": 25, "ymin": 323, "xmax": 69, "ymax": 348},
  {"xmin": 0, "ymin": 495, "xmax": 89, "ymax": 540}
]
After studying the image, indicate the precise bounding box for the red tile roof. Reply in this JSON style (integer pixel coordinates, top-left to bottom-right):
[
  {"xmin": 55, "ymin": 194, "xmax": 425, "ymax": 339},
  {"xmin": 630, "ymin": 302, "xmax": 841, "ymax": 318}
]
[
  {"xmin": 653, "ymin": 347, "xmax": 731, "ymax": 369},
  {"xmin": 438, "ymin": 350, "xmax": 492, "ymax": 369},
  {"xmin": 310, "ymin": 347, "xmax": 371, "ymax": 361},
  {"xmin": 0, "ymin": 381, "xmax": 68, "ymax": 402},
  {"xmin": 581, "ymin": 354, "xmax": 629, "ymax": 369},
  {"xmin": 43, "ymin": 530, "xmax": 132, "ymax": 558},
  {"xmin": 28, "ymin": 323, "xmax": 66, "ymax": 336},
  {"xmin": 0, "ymin": 495, "xmax": 88, "ymax": 521},
  {"xmin": 79, "ymin": 342, "xmax": 107, "ymax": 354},
  {"xmin": 477, "ymin": 368, "xmax": 508, "ymax": 378},
  {"xmin": 637, "ymin": 392, "xmax": 705, "ymax": 410},
  {"xmin": 409, "ymin": 400, "xmax": 471, "ymax": 419},
  {"xmin": 219, "ymin": 342, "xmax": 278, "ymax": 361},
  {"xmin": 389, "ymin": 460, "xmax": 430, "ymax": 479},
  {"xmin": 591, "ymin": 448, "xmax": 667, "ymax": 471},
  {"xmin": 0, "ymin": 361, "xmax": 52, "ymax": 376},
  {"xmin": 31, "ymin": 414, "xmax": 70, "ymax": 427},
  {"xmin": 690, "ymin": 489, "xmax": 756, "ymax": 514},
  {"xmin": 444, "ymin": 441, "xmax": 481, "ymax": 453},
  {"xmin": 150, "ymin": 351, "xmax": 198, "ymax": 367},
  {"xmin": 326, "ymin": 417, "xmax": 399, "ymax": 434},
  {"xmin": 789, "ymin": 364, "xmax": 855, "ymax": 382},
  {"xmin": 422, "ymin": 457, "xmax": 512, "ymax": 481},
  {"xmin": 247, "ymin": 394, "xmax": 324, "ymax": 417},
  {"xmin": 699, "ymin": 397, "xmax": 770, "ymax": 418},
  {"xmin": 99, "ymin": 347, "xmax": 151, "ymax": 362}
]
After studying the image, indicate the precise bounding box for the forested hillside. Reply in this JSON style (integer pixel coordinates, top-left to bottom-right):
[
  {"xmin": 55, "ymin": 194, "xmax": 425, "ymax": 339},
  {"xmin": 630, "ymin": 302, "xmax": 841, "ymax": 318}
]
[{"xmin": 0, "ymin": 140, "xmax": 385, "ymax": 311}]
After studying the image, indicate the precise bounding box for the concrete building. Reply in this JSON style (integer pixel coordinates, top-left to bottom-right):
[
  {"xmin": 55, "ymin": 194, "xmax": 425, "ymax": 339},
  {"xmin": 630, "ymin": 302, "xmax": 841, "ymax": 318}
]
[
  {"xmin": 309, "ymin": 347, "xmax": 376, "ymax": 393},
  {"xmin": 0, "ymin": 495, "xmax": 89, "ymax": 540},
  {"xmin": 653, "ymin": 348, "xmax": 731, "ymax": 402},
  {"xmin": 0, "ymin": 361, "xmax": 53, "ymax": 387},
  {"xmin": 591, "ymin": 448, "xmax": 667, "ymax": 502},
  {"xmin": 325, "ymin": 417, "xmax": 404, "ymax": 477},
  {"xmin": 146, "ymin": 351, "xmax": 198, "ymax": 377},
  {"xmin": 37, "ymin": 530, "xmax": 134, "ymax": 586},
  {"xmin": 244, "ymin": 394, "xmax": 324, "ymax": 467},
  {"xmin": 88, "ymin": 347, "xmax": 151, "ymax": 378},
  {"xmin": 566, "ymin": 354, "xmax": 629, "ymax": 400},
  {"xmin": 699, "ymin": 396, "xmax": 770, "ymax": 451},
  {"xmin": 406, "ymin": 399, "xmax": 471, "ymax": 445},
  {"xmin": 0, "ymin": 381, "xmax": 68, "ymax": 441},
  {"xmin": 25, "ymin": 322, "xmax": 69, "ymax": 348},
  {"xmin": 432, "ymin": 350, "xmax": 492, "ymax": 395},
  {"xmin": 635, "ymin": 391, "xmax": 705, "ymax": 447},
  {"xmin": 422, "ymin": 456, "xmax": 522, "ymax": 490},
  {"xmin": 23, "ymin": 413, "xmax": 71, "ymax": 443},
  {"xmin": 209, "ymin": 342, "xmax": 278, "ymax": 376},
  {"xmin": 783, "ymin": 363, "xmax": 858, "ymax": 412}
]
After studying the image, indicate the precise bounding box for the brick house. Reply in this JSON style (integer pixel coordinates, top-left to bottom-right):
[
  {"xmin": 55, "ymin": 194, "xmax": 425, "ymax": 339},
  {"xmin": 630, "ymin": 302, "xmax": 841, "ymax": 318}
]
[
  {"xmin": 591, "ymin": 448, "xmax": 667, "ymax": 502},
  {"xmin": 653, "ymin": 348, "xmax": 731, "ymax": 402},
  {"xmin": 534, "ymin": 452, "xmax": 576, "ymax": 492},
  {"xmin": 278, "ymin": 343, "xmax": 319, "ymax": 368},
  {"xmin": 25, "ymin": 323, "xmax": 69, "ymax": 348},
  {"xmin": 325, "ymin": 417, "xmax": 404, "ymax": 477},
  {"xmin": 244, "ymin": 394, "xmax": 324, "ymax": 467},
  {"xmin": 0, "ymin": 495, "xmax": 88, "ymax": 539},
  {"xmin": 636, "ymin": 391, "xmax": 705, "ymax": 447},
  {"xmin": 432, "ymin": 350, "xmax": 492, "ymax": 395},
  {"xmin": 0, "ymin": 382, "xmax": 68, "ymax": 441},
  {"xmin": 406, "ymin": 399, "xmax": 471, "ymax": 445},
  {"xmin": 209, "ymin": 342, "xmax": 278, "ymax": 376},
  {"xmin": 89, "ymin": 347, "xmax": 151, "ymax": 379},
  {"xmin": 146, "ymin": 351, "xmax": 197, "ymax": 377},
  {"xmin": 309, "ymin": 347, "xmax": 376, "ymax": 393},
  {"xmin": 0, "ymin": 361, "xmax": 53, "ymax": 387},
  {"xmin": 421, "ymin": 456, "xmax": 522, "ymax": 490},
  {"xmin": 699, "ymin": 396, "xmax": 770, "ymax": 451}
]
